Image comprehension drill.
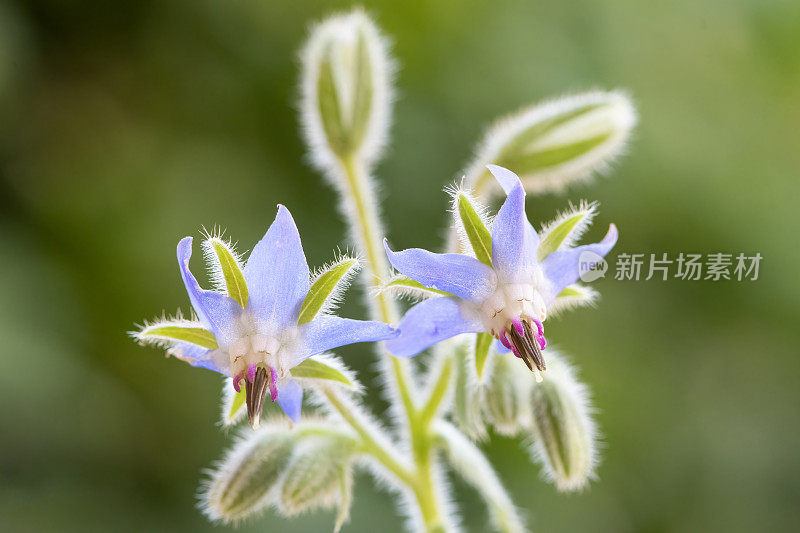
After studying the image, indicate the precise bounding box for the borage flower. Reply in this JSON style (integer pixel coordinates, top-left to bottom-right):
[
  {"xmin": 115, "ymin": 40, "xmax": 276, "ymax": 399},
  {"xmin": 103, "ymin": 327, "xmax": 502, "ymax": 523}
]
[
  {"xmin": 382, "ymin": 165, "xmax": 617, "ymax": 380},
  {"xmin": 133, "ymin": 205, "xmax": 396, "ymax": 427}
]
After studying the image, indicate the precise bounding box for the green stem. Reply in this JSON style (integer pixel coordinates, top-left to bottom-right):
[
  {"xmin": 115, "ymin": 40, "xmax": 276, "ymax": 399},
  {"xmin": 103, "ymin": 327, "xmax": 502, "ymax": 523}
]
[
  {"xmin": 322, "ymin": 388, "xmax": 414, "ymax": 486},
  {"xmin": 337, "ymin": 154, "xmax": 447, "ymax": 531},
  {"xmin": 419, "ymin": 355, "xmax": 453, "ymax": 428}
]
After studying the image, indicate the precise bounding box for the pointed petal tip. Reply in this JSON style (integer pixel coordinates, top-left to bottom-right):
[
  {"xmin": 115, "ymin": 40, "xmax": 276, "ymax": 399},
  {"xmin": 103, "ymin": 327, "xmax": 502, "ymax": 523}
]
[
  {"xmin": 486, "ymin": 164, "xmax": 524, "ymax": 195},
  {"xmin": 177, "ymin": 236, "xmax": 193, "ymax": 259},
  {"xmin": 604, "ymin": 223, "xmax": 619, "ymax": 245},
  {"xmin": 271, "ymin": 203, "xmax": 297, "ymax": 231}
]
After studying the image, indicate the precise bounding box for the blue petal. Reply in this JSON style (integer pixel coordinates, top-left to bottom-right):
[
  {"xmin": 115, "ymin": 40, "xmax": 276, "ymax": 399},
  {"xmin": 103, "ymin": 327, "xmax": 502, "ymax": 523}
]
[
  {"xmin": 170, "ymin": 342, "xmax": 228, "ymax": 374},
  {"xmin": 542, "ymin": 224, "xmax": 618, "ymax": 304},
  {"xmin": 385, "ymin": 297, "xmax": 483, "ymax": 358},
  {"xmin": 277, "ymin": 379, "xmax": 303, "ymax": 422},
  {"xmin": 489, "ymin": 169, "xmax": 539, "ymax": 283},
  {"xmin": 178, "ymin": 237, "xmax": 242, "ymax": 345},
  {"xmin": 384, "ymin": 240, "xmax": 496, "ymax": 302},
  {"xmin": 494, "ymin": 339, "xmax": 511, "ymax": 354},
  {"xmin": 486, "ymin": 164, "xmax": 522, "ymax": 195},
  {"xmin": 243, "ymin": 205, "xmax": 310, "ymax": 331},
  {"xmin": 297, "ymin": 316, "xmax": 397, "ymax": 365}
]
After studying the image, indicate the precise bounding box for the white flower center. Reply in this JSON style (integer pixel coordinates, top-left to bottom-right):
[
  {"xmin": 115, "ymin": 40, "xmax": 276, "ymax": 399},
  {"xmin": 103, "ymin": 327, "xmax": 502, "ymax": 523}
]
[
  {"xmin": 225, "ymin": 312, "xmax": 300, "ymax": 383},
  {"xmin": 478, "ymin": 282, "xmax": 547, "ymax": 337}
]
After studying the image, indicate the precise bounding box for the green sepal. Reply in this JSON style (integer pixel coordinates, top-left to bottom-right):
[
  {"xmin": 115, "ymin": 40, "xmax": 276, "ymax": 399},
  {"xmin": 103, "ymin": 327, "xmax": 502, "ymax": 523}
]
[
  {"xmin": 208, "ymin": 239, "xmax": 248, "ymax": 308},
  {"xmin": 380, "ymin": 275, "xmax": 454, "ymax": 299},
  {"xmin": 298, "ymin": 258, "xmax": 359, "ymax": 325},
  {"xmin": 556, "ymin": 286, "xmax": 584, "ymax": 298},
  {"xmin": 292, "ymin": 357, "xmax": 354, "ymax": 388},
  {"xmin": 495, "ymin": 102, "xmax": 603, "ymax": 171},
  {"xmin": 140, "ymin": 325, "xmax": 218, "ymax": 350},
  {"xmin": 538, "ymin": 211, "xmax": 593, "ymax": 262},
  {"xmin": 514, "ymin": 133, "xmax": 611, "ymax": 173},
  {"xmin": 474, "ymin": 332, "xmax": 493, "ymax": 381},
  {"xmin": 228, "ymin": 389, "xmax": 247, "ymax": 422},
  {"xmin": 457, "ymin": 194, "xmax": 493, "ymax": 267},
  {"xmin": 350, "ymin": 30, "xmax": 373, "ymax": 152},
  {"xmin": 317, "ymin": 45, "xmax": 349, "ymax": 156}
]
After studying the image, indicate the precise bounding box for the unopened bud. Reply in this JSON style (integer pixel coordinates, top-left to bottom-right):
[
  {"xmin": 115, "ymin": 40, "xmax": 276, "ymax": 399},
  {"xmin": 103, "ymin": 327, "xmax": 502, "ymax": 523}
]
[
  {"xmin": 203, "ymin": 426, "xmax": 295, "ymax": 521},
  {"xmin": 482, "ymin": 352, "xmax": 531, "ymax": 436},
  {"xmin": 528, "ymin": 353, "xmax": 597, "ymax": 491},
  {"xmin": 300, "ymin": 9, "xmax": 392, "ymax": 169},
  {"xmin": 451, "ymin": 338, "xmax": 487, "ymax": 440},
  {"xmin": 466, "ymin": 90, "xmax": 636, "ymax": 196},
  {"xmin": 279, "ymin": 432, "xmax": 357, "ymax": 528}
]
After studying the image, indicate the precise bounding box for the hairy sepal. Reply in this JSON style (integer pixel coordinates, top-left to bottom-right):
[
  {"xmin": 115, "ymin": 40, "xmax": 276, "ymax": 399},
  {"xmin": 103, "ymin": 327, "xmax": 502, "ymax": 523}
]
[
  {"xmin": 537, "ymin": 201, "xmax": 597, "ymax": 261},
  {"xmin": 299, "ymin": 255, "xmax": 360, "ymax": 325},
  {"xmin": 375, "ymin": 274, "xmax": 455, "ymax": 301},
  {"xmin": 133, "ymin": 316, "xmax": 217, "ymax": 350},
  {"xmin": 202, "ymin": 233, "xmax": 248, "ymax": 308}
]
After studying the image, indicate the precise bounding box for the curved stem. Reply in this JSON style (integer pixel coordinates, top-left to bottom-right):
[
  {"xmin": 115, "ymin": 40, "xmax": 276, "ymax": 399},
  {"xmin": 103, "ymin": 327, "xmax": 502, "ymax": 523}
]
[{"xmin": 322, "ymin": 388, "xmax": 414, "ymax": 486}]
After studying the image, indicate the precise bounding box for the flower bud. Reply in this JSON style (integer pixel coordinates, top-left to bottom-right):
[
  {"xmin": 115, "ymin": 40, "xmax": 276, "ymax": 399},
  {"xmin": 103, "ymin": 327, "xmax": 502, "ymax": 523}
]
[
  {"xmin": 482, "ymin": 351, "xmax": 531, "ymax": 436},
  {"xmin": 203, "ymin": 426, "xmax": 296, "ymax": 521},
  {"xmin": 279, "ymin": 433, "xmax": 357, "ymax": 530},
  {"xmin": 450, "ymin": 339, "xmax": 487, "ymax": 440},
  {"xmin": 528, "ymin": 353, "xmax": 597, "ymax": 491},
  {"xmin": 465, "ymin": 90, "xmax": 636, "ymax": 196},
  {"xmin": 300, "ymin": 9, "xmax": 392, "ymax": 170}
]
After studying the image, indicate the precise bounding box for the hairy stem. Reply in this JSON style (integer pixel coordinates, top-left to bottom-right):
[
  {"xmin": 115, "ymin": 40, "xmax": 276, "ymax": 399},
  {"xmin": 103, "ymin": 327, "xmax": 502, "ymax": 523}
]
[
  {"xmin": 322, "ymin": 387, "xmax": 414, "ymax": 486},
  {"xmin": 336, "ymin": 155, "xmax": 447, "ymax": 531},
  {"xmin": 419, "ymin": 355, "xmax": 453, "ymax": 428}
]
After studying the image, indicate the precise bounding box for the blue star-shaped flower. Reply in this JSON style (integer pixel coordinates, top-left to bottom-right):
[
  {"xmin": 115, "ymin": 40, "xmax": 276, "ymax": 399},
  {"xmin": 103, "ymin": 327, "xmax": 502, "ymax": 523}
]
[
  {"xmin": 383, "ymin": 166, "xmax": 617, "ymax": 379},
  {"xmin": 136, "ymin": 205, "xmax": 396, "ymax": 426}
]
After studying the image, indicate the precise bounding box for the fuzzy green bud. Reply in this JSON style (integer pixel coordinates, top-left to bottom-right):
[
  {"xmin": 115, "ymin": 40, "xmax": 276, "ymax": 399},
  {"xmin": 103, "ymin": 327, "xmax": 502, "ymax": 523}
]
[
  {"xmin": 300, "ymin": 9, "xmax": 392, "ymax": 170},
  {"xmin": 203, "ymin": 426, "xmax": 296, "ymax": 521},
  {"xmin": 528, "ymin": 353, "xmax": 597, "ymax": 491},
  {"xmin": 466, "ymin": 90, "xmax": 636, "ymax": 196}
]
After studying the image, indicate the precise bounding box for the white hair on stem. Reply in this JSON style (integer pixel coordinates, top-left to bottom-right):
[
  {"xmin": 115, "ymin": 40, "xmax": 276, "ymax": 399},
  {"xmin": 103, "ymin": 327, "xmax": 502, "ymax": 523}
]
[{"xmin": 436, "ymin": 420, "xmax": 527, "ymax": 533}]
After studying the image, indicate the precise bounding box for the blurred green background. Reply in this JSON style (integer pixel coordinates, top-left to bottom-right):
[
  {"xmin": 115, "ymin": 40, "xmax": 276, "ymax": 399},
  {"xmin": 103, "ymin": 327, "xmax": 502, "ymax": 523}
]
[{"xmin": 1, "ymin": 0, "xmax": 799, "ymax": 531}]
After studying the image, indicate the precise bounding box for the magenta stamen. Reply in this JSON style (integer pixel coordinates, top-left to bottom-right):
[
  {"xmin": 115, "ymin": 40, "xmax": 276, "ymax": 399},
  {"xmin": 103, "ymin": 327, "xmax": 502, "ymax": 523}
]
[
  {"xmin": 268, "ymin": 366, "xmax": 278, "ymax": 402},
  {"xmin": 500, "ymin": 331, "xmax": 521, "ymax": 358},
  {"xmin": 500, "ymin": 331, "xmax": 511, "ymax": 350},
  {"xmin": 512, "ymin": 319, "xmax": 524, "ymax": 337},
  {"xmin": 232, "ymin": 373, "xmax": 243, "ymax": 392},
  {"xmin": 247, "ymin": 363, "xmax": 257, "ymax": 383},
  {"xmin": 499, "ymin": 332, "xmax": 512, "ymax": 351},
  {"xmin": 531, "ymin": 318, "xmax": 547, "ymax": 350}
]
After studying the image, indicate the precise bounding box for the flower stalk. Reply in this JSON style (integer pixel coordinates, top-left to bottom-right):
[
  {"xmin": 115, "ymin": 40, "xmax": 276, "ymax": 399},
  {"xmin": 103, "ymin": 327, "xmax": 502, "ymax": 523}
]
[{"xmin": 336, "ymin": 153, "xmax": 448, "ymax": 531}]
